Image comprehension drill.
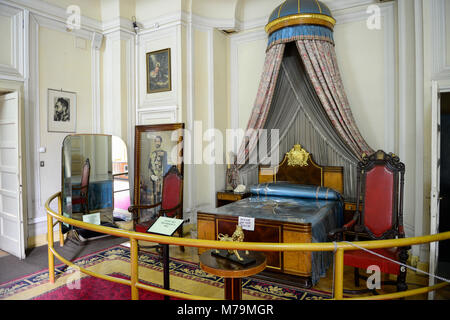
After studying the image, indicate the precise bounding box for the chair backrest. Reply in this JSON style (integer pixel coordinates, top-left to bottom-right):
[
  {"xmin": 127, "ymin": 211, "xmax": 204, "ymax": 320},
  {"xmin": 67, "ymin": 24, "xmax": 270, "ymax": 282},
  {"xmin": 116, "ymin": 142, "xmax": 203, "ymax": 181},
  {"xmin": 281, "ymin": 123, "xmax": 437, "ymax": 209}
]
[
  {"xmin": 161, "ymin": 165, "xmax": 183, "ymax": 217},
  {"xmin": 356, "ymin": 150, "xmax": 405, "ymax": 239},
  {"xmin": 80, "ymin": 158, "xmax": 91, "ymax": 195}
]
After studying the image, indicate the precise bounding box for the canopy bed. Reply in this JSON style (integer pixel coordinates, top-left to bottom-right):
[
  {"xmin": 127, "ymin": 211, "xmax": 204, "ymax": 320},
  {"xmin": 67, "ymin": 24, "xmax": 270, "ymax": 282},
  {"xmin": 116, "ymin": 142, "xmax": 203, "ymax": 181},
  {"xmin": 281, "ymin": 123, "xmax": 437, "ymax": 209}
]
[
  {"xmin": 199, "ymin": 0, "xmax": 377, "ymax": 288},
  {"xmin": 198, "ymin": 145, "xmax": 344, "ymax": 288}
]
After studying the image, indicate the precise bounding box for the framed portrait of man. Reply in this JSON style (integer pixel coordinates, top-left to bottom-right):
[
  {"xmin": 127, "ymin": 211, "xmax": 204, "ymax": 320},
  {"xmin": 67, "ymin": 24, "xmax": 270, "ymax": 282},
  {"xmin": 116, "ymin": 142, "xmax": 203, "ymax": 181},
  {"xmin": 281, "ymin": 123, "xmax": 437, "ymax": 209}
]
[
  {"xmin": 47, "ymin": 89, "xmax": 77, "ymax": 132},
  {"xmin": 133, "ymin": 123, "xmax": 184, "ymax": 222},
  {"xmin": 146, "ymin": 48, "xmax": 172, "ymax": 94}
]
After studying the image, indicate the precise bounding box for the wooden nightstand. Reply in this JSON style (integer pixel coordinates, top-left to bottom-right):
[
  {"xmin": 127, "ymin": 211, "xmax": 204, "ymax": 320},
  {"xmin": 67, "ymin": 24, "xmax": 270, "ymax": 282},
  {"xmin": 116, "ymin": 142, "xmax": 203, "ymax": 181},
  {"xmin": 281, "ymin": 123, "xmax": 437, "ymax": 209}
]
[
  {"xmin": 343, "ymin": 201, "xmax": 362, "ymax": 223},
  {"xmin": 216, "ymin": 190, "xmax": 249, "ymax": 207}
]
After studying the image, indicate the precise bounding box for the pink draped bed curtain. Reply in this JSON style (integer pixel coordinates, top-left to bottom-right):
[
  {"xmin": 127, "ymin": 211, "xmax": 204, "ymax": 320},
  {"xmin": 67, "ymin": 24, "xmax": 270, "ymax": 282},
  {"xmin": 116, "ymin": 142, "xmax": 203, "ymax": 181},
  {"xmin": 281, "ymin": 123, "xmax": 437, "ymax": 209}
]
[{"xmin": 236, "ymin": 39, "xmax": 374, "ymax": 199}]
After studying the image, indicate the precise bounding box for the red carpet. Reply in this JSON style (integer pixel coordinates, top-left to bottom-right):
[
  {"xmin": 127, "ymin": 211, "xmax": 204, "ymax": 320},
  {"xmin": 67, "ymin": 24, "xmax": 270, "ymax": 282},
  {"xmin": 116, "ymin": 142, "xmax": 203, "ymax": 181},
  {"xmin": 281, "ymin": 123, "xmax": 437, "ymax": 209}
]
[{"xmin": 33, "ymin": 273, "xmax": 177, "ymax": 300}]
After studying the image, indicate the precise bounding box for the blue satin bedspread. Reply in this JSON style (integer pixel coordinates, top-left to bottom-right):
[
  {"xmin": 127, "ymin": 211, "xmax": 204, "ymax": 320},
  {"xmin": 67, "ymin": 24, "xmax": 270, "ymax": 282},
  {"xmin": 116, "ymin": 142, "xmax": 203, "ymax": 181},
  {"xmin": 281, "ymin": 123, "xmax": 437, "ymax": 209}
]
[{"xmin": 211, "ymin": 183, "xmax": 343, "ymax": 285}]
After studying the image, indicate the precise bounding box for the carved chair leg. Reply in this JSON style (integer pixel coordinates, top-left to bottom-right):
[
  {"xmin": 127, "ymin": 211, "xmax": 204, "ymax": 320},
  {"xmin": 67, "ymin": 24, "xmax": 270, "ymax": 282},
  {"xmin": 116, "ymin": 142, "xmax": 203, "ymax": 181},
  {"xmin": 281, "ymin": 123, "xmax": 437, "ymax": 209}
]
[
  {"xmin": 354, "ymin": 268, "xmax": 360, "ymax": 287},
  {"xmin": 178, "ymin": 221, "xmax": 185, "ymax": 252},
  {"xmin": 396, "ymin": 266, "xmax": 408, "ymax": 292},
  {"xmin": 397, "ymin": 249, "xmax": 409, "ymax": 293}
]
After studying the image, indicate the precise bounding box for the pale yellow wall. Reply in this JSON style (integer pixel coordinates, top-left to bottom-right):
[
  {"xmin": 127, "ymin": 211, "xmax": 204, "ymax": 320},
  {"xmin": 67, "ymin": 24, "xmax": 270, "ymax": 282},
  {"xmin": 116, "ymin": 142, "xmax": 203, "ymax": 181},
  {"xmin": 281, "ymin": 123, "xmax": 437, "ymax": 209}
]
[
  {"xmin": 237, "ymin": 38, "xmax": 267, "ymax": 130},
  {"xmin": 213, "ymin": 29, "xmax": 229, "ymax": 191},
  {"xmin": 101, "ymin": 0, "xmax": 136, "ymax": 21},
  {"xmin": 181, "ymin": 0, "xmax": 190, "ymax": 12},
  {"xmin": 38, "ymin": 27, "xmax": 93, "ymax": 205},
  {"xmin": 119, "ymin": 0, "xmax": 136, "ymax": 20},
  {"xmin": 100, "ymin": 0, "xmax": 120, "ymax": 21},
  {"xmin": 334, "ymin": 19, "xmax": 385, "ymax": 151},
  {"xmin": 192, "ymin": 0, "xmax": 238, "ymax": 20},
  {"xmin": 237, "ymin": 0, "xmax": 283, "ymax": 23},
  {"xmin": 0, "ymin": 15, "xmax": 12, "ymax": 66},
  {"xmin": 135, "ymin": 0, "xmax": 181, "ymax": 22},
  {"xmin": 193, "ymin": 28, "xmax": 211, "ymax": 206}
]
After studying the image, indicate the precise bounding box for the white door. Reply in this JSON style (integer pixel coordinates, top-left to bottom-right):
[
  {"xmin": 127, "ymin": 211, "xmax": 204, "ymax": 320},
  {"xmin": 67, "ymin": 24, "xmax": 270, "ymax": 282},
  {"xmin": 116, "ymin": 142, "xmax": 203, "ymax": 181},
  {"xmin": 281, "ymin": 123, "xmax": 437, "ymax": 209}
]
[
  {"xmin": 429, "ymin": 81, "xmax": 442, "ymax": 300},
  {"xmin": 0, "ymin": 91, "xmax": 25, "ymax": 259}
]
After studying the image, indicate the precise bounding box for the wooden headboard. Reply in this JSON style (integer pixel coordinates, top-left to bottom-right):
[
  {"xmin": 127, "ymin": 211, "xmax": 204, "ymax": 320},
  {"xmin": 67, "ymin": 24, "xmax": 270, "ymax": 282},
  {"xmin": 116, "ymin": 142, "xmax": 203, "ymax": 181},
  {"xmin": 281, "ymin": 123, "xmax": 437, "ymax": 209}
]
[{"xmin": 258, "ymin": 144, "xmax": 344, "ymax": 195}]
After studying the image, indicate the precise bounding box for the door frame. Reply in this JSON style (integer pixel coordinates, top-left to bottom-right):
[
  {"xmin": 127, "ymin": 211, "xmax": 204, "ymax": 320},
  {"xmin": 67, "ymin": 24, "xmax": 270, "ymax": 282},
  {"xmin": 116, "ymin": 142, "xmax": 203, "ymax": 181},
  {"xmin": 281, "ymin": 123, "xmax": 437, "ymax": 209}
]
[{"xmin": 429, "ymin": 80, "xmax": 450, "ymax": 299}]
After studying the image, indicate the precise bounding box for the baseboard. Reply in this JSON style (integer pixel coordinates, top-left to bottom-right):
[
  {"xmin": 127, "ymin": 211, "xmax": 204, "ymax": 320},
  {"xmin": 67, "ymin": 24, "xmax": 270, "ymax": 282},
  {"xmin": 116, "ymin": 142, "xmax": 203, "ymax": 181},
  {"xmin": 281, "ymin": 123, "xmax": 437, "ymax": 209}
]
[
  {"xmin": 27, "ymin": 230, "xmax": 65, "ymax": 249},
  {"xmin": 417, "ymin": 261, "xmax": 429, "ymax": 274},
  {"xmin": 409, "ymin": 254, "xmax": 429, "ymax": 274}
]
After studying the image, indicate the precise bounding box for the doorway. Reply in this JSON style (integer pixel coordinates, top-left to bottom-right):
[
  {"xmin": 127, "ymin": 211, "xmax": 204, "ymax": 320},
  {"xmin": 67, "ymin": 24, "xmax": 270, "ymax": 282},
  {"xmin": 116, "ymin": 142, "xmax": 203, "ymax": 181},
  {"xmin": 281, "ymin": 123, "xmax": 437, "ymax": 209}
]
[
  {"xmin": 438, "ymin": 92, "xmax": 450, "ymax": 277},
  {"xmin": 0, "ymin": 90, "xmax": 25, "ymax": 259}
]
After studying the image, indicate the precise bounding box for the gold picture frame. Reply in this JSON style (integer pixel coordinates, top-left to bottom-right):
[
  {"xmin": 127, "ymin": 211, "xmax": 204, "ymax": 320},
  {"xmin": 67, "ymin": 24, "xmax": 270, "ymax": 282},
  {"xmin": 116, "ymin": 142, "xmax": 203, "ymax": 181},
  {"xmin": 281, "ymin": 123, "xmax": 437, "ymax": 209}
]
[
  {"xmin": 133, "ymin": 123, "xmax": 184, "ymax": 221},
  {"xmin": 146, "ymin": 48, "xmax": 172, "ymax": 94}
]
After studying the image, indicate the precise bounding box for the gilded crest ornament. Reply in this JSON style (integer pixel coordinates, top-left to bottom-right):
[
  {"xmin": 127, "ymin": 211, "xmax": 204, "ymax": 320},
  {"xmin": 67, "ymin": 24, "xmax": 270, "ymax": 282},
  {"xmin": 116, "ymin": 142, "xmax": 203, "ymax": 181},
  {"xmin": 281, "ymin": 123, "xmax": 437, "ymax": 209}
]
[{"xmin": 286, "ymin": 144, "xmax": 310, "ymax": 167}]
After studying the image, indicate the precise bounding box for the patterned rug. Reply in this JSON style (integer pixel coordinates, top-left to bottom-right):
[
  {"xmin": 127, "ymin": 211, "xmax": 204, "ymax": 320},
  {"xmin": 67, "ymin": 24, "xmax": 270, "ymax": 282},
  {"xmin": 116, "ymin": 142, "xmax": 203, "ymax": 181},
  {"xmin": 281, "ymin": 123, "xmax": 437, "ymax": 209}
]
[{"xmin": 0, "ymin": 245, "xmax": 332, "ymax": 300}]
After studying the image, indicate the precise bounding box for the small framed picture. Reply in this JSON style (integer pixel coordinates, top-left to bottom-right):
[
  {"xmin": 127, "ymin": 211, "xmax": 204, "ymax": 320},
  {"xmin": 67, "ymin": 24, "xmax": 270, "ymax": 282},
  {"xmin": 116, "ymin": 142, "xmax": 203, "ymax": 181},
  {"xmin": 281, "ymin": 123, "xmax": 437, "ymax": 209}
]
[
  {"xmin": 48, "ymin": 89, "xmax": 77, "ymax": 133},
  {"xmin": 146, "ymin": 48, "xmax": 172, "ymax": 94}
]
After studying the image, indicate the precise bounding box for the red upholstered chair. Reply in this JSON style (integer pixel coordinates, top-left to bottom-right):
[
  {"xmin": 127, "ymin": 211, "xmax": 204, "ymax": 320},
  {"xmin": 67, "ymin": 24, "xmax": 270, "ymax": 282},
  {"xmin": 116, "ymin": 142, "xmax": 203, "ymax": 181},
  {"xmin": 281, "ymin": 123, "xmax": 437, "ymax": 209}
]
[
  {"xmin": 128, "ymin": 165, "xmax": 184, "ymax": 252},
  {"xmin": 72, "ymin": 158, "xmax": 91, "ymax": 214},
  {"xmin": 329, "ymin": 150, "xmax": 410, "ymax": 293}
]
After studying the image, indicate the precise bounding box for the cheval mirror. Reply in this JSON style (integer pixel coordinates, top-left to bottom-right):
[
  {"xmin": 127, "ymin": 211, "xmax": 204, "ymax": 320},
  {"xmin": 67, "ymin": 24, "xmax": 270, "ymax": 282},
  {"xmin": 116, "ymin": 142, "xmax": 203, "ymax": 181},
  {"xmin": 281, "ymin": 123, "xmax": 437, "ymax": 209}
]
[{"xmin": 61, "ymin": 134, "xmax": 131, "ymax": 243}]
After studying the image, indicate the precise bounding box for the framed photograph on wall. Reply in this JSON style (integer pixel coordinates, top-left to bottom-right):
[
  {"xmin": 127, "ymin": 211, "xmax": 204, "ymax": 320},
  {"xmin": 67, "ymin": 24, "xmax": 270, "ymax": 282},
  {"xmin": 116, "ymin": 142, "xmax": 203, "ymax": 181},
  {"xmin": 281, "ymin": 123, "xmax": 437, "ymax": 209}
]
[
  {"xmin": 146, "ymin": 48, "xmax": 172, "ymax": 94},
  {"xmin": 47, "ymin": 89, "xmax": 77, "ymax": 132}
]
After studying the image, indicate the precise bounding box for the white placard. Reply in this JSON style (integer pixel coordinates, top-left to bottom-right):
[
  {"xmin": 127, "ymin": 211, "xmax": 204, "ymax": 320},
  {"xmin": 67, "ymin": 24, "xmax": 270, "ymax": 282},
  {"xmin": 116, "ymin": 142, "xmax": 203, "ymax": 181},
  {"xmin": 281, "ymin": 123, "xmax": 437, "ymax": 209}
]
[
  {"xmin": 147, "ymin": 217, "xmax": 184, "ymax": 236},
  {"xmin": 238, "ymin": 216, "xmax": 255, "ymax": 231},
  {"xmin": 82, "ymin": 212, "xmax": 101, "ymax": 225}
]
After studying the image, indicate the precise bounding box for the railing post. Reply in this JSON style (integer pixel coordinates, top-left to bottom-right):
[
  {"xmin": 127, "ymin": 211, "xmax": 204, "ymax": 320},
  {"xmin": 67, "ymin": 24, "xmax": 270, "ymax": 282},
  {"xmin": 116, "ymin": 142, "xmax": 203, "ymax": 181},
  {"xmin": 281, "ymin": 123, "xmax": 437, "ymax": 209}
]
[
  {"xmin": 47, "ymin": 213, "xmax": 55, "ymax": 283},
  {"xmin": 334, "ymin": 247, "xmax": 344, "ymax": 300},
  {"xmin": 58, "ymin": 195, "xmax": 64, "ymax": 247},
  {"xmin": 130, "ymin": 238, "xmax": 139, "ymax": 300}
]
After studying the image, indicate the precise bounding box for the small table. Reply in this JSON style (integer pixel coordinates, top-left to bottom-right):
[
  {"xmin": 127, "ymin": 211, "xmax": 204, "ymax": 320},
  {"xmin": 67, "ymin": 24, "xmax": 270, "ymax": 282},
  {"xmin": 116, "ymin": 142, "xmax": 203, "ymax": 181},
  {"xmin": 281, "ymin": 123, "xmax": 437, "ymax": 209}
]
[
  {"xmin": 216, "ymin": 191, "xmax": 250, "ymax": 207},
  {"xmin": 199, "ymin": 250, "xmax": 266, "ymax": 300}
]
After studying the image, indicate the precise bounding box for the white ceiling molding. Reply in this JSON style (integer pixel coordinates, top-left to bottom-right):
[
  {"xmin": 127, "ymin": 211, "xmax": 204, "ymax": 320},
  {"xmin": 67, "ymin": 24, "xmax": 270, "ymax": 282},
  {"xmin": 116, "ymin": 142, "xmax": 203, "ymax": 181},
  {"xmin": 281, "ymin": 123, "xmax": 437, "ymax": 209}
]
[
  {"xmin": 1, "ymin": 0, "xmax": 385, "ymax": 37},
  {"xmin": 0, "ymin": 0, "xmax": 103, "ymax": 33},
  {"xmin": 0, "ymin": 0, "xmax": 385, "ymax": 38},
  {"xmin": 32, "ymin": 12, "xmax": 93, "ymax": 40},
  {"xmin": 322, "ymin": 0, "xmax": 377, "ymax": 12},
  {"xmin": 102, "ymin": 17, "xmax": 135, "ymax": 36}
]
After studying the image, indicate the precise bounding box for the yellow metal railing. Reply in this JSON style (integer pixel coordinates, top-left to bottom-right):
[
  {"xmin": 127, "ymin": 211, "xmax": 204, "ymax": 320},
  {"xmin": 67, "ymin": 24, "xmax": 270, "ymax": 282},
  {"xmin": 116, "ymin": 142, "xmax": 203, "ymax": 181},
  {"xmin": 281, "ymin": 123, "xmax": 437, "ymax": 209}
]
[{"xmin": 46, "ymin": 192, "xmax": 450, "ymax": 300}]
